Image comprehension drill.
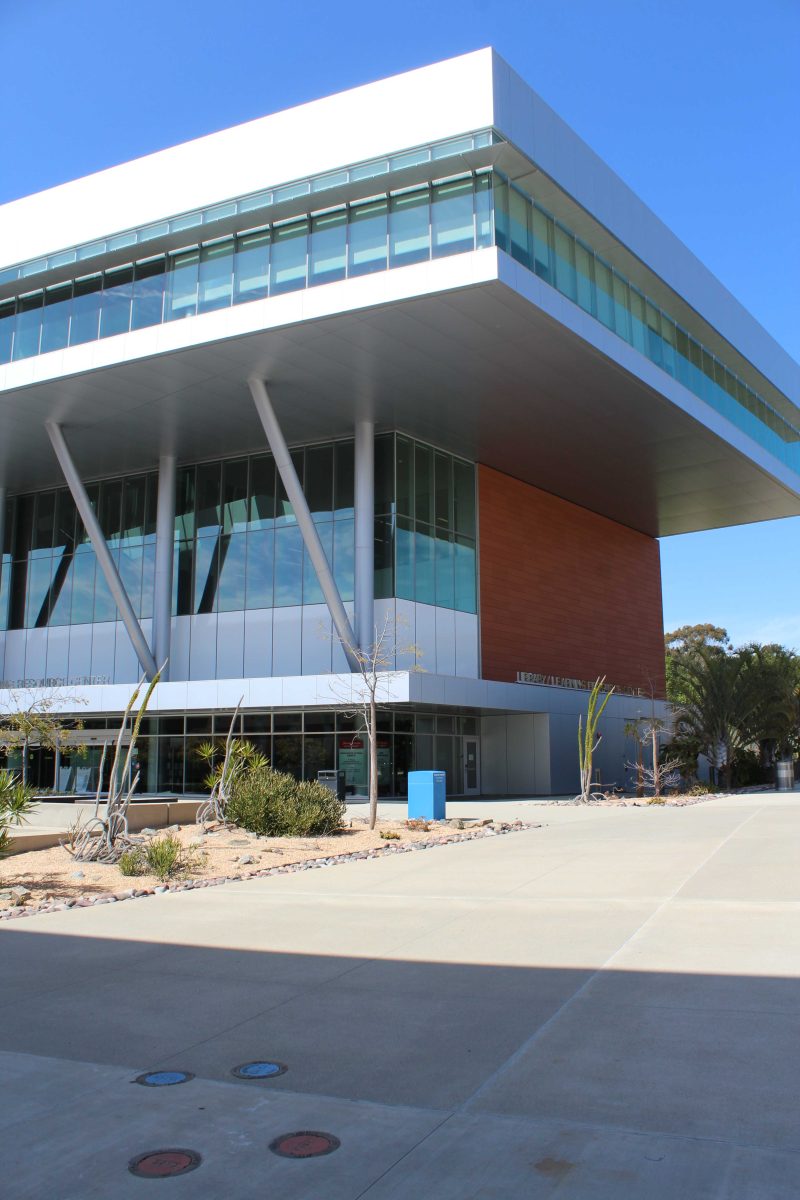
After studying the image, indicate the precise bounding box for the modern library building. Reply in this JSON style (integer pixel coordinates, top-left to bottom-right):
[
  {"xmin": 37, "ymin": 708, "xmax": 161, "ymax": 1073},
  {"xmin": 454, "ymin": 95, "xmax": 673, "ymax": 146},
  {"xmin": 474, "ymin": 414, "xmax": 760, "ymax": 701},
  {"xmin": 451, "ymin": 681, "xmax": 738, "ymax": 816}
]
[{"xmin": 0, "ymin": 50, "xmax": 798, "ymax": 797}]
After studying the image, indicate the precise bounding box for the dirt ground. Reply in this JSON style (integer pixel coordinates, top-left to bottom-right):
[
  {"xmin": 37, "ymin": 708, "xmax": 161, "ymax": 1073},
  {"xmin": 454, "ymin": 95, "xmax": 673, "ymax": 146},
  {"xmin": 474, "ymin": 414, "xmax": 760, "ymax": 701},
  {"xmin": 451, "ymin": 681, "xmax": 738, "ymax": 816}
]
[{"xmin": 0, "ymin": 816, "xmax": 489, "ymax": 906}]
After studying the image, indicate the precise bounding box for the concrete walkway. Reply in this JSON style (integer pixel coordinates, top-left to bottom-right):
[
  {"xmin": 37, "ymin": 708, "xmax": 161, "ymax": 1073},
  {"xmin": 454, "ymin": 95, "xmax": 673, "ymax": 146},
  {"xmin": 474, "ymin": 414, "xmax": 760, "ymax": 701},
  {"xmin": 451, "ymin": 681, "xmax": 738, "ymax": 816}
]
[{"xmin": 1, "ymin": 796, "xmax": 799, "ymax": 1197}]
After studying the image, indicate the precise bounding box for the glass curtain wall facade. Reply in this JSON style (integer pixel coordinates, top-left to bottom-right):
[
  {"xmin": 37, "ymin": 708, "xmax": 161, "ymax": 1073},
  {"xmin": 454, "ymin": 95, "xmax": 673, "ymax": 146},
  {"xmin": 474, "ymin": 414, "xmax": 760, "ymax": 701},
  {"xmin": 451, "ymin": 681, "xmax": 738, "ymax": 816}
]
[
  {"xmin": 0, "ymin": 435, "xmax": 476, "ymax": 631},
  {"xmin": 1, "ymin": 168, "xmax": 795, "ymax": 469}
]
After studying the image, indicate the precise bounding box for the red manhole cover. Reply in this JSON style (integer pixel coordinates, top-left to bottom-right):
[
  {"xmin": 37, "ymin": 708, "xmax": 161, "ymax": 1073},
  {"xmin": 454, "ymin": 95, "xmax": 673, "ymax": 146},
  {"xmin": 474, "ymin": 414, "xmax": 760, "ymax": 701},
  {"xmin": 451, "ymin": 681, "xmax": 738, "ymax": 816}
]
[
  {"xmin": 128, "ymin": 1148, "xmax": 202, "ymax": 1177},
  {"xmin": 269, "ymin": 1131, "xmax": 340, "ymax": 1158}
]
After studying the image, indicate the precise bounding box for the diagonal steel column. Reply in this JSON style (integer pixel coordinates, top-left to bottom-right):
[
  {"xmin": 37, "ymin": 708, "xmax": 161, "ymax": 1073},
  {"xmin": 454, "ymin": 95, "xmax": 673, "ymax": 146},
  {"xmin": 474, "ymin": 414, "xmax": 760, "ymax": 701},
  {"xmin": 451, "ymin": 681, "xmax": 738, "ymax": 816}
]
[
  {"xmin": 45, "ymin": 421, "xmax": 158, "ymax": 680},
  {"xmin": 248, "ymin": 378, "xmax": 360, "ymax": 672}
]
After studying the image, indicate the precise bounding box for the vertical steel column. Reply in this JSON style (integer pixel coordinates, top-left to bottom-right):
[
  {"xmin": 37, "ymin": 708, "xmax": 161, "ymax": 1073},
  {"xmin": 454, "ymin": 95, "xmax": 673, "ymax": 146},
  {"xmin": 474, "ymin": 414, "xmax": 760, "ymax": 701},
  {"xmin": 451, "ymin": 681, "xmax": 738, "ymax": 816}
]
[
  {"xmin": 354, "ymin": 419, "xmax": 375, "ymax": 654},
  {"xmin": 152, "ymin": 454, "xmax": 176, "ymax": 679},
  {"xmin": 248, "ymin": 377, "xmax": 360, "ymax": 671},
  {"xmin": 45, "ymin": 421, "xmax": 158, "ymax": 680},
  {"xmin": 0, "ymin": 486, "xmax": 6, "ymax": 607}
]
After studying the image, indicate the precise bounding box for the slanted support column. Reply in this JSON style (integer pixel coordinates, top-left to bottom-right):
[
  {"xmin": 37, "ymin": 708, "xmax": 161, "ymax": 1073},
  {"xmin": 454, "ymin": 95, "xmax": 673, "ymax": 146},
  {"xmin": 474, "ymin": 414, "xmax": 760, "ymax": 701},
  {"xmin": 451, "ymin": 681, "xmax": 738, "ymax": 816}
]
[
  {"xmin": 45, "ymin": 421, "xmax": 158, "ymax": 681},
  {"xmin": 248, "ymin": 377, "xmax": 360, "ymax": 672},
  {"xmin": 152, "ymin": 454, "xmax": 176, "ymax": 679},
  {"xmin": 354, "ymin": 419, "xmax": 374, "ymax": 655},
  {"xmin": 0, "ymin": 486, "xmax": 6, "ymax": 600}
]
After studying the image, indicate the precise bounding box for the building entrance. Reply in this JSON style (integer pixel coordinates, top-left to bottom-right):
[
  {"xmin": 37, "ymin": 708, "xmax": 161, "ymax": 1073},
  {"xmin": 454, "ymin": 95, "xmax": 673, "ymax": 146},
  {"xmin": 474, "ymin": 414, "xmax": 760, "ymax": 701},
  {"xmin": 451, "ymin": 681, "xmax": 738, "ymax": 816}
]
[{"xmin": 462, "ymin": 737, "xmax": 480, "ymax": 794}]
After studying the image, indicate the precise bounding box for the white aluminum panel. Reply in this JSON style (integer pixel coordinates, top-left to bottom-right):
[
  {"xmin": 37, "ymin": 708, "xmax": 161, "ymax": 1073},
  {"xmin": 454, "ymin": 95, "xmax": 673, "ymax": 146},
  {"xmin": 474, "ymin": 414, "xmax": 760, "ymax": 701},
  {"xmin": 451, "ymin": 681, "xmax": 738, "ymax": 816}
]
[
  {"xmin": 434, "ymin": 607, "xmax": 456, "ymax": 677},
  {"xmin": 506, "ymin": 714, "xmax": 536, "ymax": 795},
  {"xmin": 90, "ymin": 623, "xmax": 116, "ymax": 680},
  {"xmin": 454, "ymin": 610, "xmax": 479, "ymax": 678},
  {"xmin": 301, "ymin": 605, "xmax": 332, "ymax": 675},
  {"xmin": 272, "ymin": 607, "xmax": 302, "ymax": 677},
  {"xmin": 67, "ymin": 625, "xmax": 92, "ymax": 681},
  {"xmin": 113, "ymin": 621, "xmax": 139, "ymax": 684},
  {"xmin": 216, "ymin": 610, "xmax": 245, "ymax": 680},
  {"xmin": 243, "ymin": 609, "xmax": 273, "ymax": 678},
  {"xmin": 480, "ymin": 716, "xmax": 508, "ymax": 795},
  {"xmin": 45, "ymin": 627, "xmax": 70, "ymax": 681},
  {"xmin": 1, "ymin": 51, "xmax": 494, "ymax": 269},
  {"xmin": 413, "ymin": 602, "xmax": 437, "ymax": 675},
  {"xmin": 189, "ymin": 614, "xmax": 218, "ymax": 680},
  {"xmin": 23, "ymin": 629, "xmax": 47, "ymax": 682},
  {"xmin": 169, "ymin": 616, "xmax": 191, "ymax": 680},
  {"xmin": 331, "ymin": 602, "xmax": 354, "ymax": 674}
]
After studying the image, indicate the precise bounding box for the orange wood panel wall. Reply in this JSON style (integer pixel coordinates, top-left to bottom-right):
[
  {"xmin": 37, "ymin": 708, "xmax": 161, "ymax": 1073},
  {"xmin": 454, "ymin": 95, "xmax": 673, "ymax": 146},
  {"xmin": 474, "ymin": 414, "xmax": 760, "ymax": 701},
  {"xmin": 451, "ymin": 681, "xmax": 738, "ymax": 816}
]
[{"xmin": 478, "ymin": 465, "xmax": 666, "ymax": 696}]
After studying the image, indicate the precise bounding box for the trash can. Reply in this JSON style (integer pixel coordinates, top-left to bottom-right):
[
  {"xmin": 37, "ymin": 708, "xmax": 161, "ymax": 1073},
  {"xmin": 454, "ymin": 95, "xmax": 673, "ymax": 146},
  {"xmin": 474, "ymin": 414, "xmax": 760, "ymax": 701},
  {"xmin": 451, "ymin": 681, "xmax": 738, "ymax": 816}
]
[
  {"xmin": 317, "ymin": 769, "xmax": 347, "ymax": 803},
  {"xmin": 407, "ymin": 770, "xmax": 447, "ymax": 820},
  {"xmin": 775, "ymin": 759, "xmax": 794, "ymax": 792}
]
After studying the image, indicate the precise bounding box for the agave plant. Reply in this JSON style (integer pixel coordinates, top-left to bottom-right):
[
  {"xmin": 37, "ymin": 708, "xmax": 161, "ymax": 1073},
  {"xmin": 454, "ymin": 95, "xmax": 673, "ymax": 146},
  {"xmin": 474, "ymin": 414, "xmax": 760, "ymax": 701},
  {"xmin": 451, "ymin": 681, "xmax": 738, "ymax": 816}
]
[{"xmin": 0, "ymin": 770, "xmax": 37, "ymax": 858}]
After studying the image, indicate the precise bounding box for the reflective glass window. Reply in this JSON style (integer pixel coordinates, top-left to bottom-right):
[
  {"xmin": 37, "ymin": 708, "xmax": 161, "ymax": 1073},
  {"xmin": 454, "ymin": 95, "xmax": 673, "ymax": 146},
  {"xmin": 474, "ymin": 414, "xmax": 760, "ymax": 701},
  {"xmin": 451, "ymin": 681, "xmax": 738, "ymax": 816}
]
[
  {"xmin": 414, "ymin": 444, "xmax": 433, "ymax": 526},
  {"xmin": 270, "ymin": 220, "xmax": 308, "ymax": 294},
  {"xmin": 389, "ymin": 188, "xmax": 430, "ymax": 267},
  {"xmin": 194, "ymin": 536, "xmax": 219, "ymax": 613},
  {"xmin": 594, "ymin": 258, "xmax": 614, "ymax": 330},
  {"xmin": 93, "ymin": 558, "xmax": 117, "ymax": 623},
  {"xmin": 475, "ymin": 174, "xmax": 493, "ymax": 249},
  {"xmin": 198, "ymin": 241, "xmax": 234, "ymax": 313},
  {"xmin": 334, "ymin": 441, "xmax": 354, "ymax": 518},
  {"xmin": 309, "ymin": 211, "xmax": 347, "ymax": 286},
  {"xmin": 99, "ymin": 266, "xmax": 133, "ymax": 339},
  {"xmin": 555, "ymin": 225, "xmax": 577, "ymax": 302},
  {"xmin": 70, "ymin": 275, "xmax": 102, "ymax": 344},
  {"xmin": 195, "ymin": 462, "xmax": 221, "ymax": 537},
  {"xmin": 375, "ymin": 435, "xmax": 394, "ymax": 516},
  {"xmin": 276, "ymin": 451, "xmax": 303, "ymax": 524},
  {"xmin": 454, "ymin": 536, "xmax": 477, "ymax": 612},
  {"xmin": 233, "ymin": 230, "xmax": 269, "ymax": 303},
  {"xmin": 348, "ymin": 199, "xmax": 387, "ymax": 276},
  {"xmin": 453, "ymin": 460, "xmax": 475, "ymax": 536},
  {"xmin": 249, "ymin": 455, "xmax": 275, "ymax": 527},
  {"xmin": 575, "ymin": 240, "xmax": 594, "ymax": 314},
  {"xmin": 434, "ymin": 453, "xmax": 452, "ymax": 529},
  {"xmin": 217, "ymin": 532, "xmax": 247, "ymax": 611},
  {"xmin": 508, "ymin": 187, "xmax": 530, "ymax": 266},
  {"xmin": 274, "ymin": 524, "xmax": 303, "ymax": 606},
  {"xmin": 0, "ymin": 301, "xmax": 14, "ymax": 364},
  {"xmin": 432, "ymin": 179, "xmax": 474, "ymax": 259},
  {"xmin": 13, "ymin": 293, "xmax": 43, "ymax": 359},
  {"xmin": 532, "ymin": 207, "xmax": 553, "ymax": 284},
  {"xmin": 302, "ymin": 522, "xmax": 333, "ymax": 604},
  {"xmin": 374, "ymin": 517, "xmax": 393, "ymax": 599},
  {"xmin": 333, "ymin": 518, "xmax": 354, "ymax": 601},
  {"xmin": 493, "ymin": 174, "xmax": 509, "ymax": 253},
  {"xmin": 660, "ymin": 314, "xmax": 677, "ymax": 377},
  {"xmin": 166, "ymin": 250, "xmax": 199, "ymax": 321},
  {"xmin": 630, "ymin": 288, "xmax": 647, "ymax": 354},
  {"xmin": 131, "ymin": 258, "xmax": 166, "ymax": 329},
  {"xmin": 305, "ymin": 445, "xmax": 333, "ymax": 521},
  {"xmin": 434, "ymin": 532, "xmax": 454, "ymax": 608},
  {"xmin": 645, "ymin": 301, "xmax": 662, "ymax": 366},
  {"xmin": 396, "ymin": 517, "xmax": 414, "ymax": 600},
  {"xmin": 245, "ymin": 528, "xmax": 273, "ymax": 608},
  {"xmin": 415, "ymin": 524, "xmax": 436, "ymax": 605},
  {"xmin": 32, "ymin": 492, "xmax": 55, "ymax": 551},
  {"xmin": 612, "ymin": 274, "xmax": 631, "ymax": 342},
  {"xmin": 41, "ymin": 284, "xmax": 72, "ymax": 352},
  {"xmin": 396, "ymin": 437, "xmax": 413, "ymax": 517},
  {"xmin": 221, "ymin": 459, "xmax": 248, "ymax": 533}
]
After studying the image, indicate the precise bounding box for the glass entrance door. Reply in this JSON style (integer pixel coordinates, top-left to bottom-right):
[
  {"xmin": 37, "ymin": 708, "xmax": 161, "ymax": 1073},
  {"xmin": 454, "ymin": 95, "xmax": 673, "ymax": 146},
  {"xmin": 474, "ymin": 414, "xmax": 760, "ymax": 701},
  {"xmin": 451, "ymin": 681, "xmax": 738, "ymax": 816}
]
[{"xmin": 462, "ymin": 737, "xmax": 480, "ymax": 794}]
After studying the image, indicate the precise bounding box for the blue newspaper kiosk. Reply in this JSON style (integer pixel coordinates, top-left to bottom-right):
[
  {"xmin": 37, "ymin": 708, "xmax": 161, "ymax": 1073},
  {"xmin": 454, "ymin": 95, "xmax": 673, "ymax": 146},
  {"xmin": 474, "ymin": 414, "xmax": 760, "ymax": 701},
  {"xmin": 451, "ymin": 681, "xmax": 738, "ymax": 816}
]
[{"xmin": 407, "ymin": 770, "xmax": 447, "ymax": 820}]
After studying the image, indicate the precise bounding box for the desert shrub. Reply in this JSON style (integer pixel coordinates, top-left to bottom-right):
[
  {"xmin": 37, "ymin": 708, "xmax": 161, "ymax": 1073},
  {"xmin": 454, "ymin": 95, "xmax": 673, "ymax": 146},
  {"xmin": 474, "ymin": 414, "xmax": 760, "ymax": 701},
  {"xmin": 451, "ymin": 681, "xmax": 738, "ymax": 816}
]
[
  {"xmin": 118, "ymin": 834, "xmax": 190, "ymax": 881},
  {"xmin": 380, "ymin": 830, "xmax": 400, "ymax": 840},
  {"xmin": 118, "ymin": 848, "xmax": 143, "ymax": 876},
  {"xmin": 687, "ymin": 781, "xmax": 713, "ymax": 796},
  {"xmin": 227, "ymin": 765, "xmax": 345, "ymax": 837},
  {"xmin": 0, "ymin": 770, "xmax": 37, "ymax": 858}
]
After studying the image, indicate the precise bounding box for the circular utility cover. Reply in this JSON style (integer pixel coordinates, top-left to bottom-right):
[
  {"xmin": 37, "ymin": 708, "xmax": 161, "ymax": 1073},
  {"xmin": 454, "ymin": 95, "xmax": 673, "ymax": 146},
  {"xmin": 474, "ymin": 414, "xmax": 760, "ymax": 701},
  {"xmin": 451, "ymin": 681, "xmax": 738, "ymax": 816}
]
[
  {"xmin": 269, "ymin": 1131, "xmax": 340, "ymax": 1158},
  {"xmin": 231, "ymin": 1060, "xmax": 288, "ymax": 1080},
  {"xmin": 128, "ymin": 1149, "xmax": 202, "ymax": 1177},
  {"xmin": 134, "ymin": 1070, "xmax": 194, "ymax": 1087}
]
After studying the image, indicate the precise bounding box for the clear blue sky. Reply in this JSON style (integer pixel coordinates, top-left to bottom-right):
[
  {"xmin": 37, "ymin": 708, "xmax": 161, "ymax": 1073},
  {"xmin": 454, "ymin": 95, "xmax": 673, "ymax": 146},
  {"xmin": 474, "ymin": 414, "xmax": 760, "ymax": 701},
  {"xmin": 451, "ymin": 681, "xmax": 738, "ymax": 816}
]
[{"xmin": 2, "ymin": 0, "xmax": 798, "ymax": 648}]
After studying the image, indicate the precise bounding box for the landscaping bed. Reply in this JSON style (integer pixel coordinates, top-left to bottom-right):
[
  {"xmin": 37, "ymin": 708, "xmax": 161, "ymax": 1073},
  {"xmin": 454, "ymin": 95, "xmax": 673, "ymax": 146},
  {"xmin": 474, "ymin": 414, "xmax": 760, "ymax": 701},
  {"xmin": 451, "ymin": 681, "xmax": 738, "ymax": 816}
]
[{"xmin": 0, "ymin": 816, "xmax": 530, "ymax": 920}]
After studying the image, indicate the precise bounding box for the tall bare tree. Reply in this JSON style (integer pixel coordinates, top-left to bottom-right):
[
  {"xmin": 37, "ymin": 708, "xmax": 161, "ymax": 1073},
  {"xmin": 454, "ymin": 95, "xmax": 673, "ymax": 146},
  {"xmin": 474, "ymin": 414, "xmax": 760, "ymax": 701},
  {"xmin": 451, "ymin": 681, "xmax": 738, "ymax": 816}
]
[
  {"xmin": 330, "ymin": 613, "xmax": 420, "ymax": 830},
  {"xmin": 0, "ymin": 688, "xmax": 87, "ymax": 788}
]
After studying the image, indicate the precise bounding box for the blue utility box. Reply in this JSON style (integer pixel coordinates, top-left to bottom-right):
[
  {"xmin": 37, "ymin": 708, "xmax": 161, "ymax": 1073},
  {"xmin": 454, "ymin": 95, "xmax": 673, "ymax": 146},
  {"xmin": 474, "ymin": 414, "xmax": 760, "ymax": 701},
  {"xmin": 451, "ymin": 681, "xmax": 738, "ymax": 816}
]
[{"xmin": 407, "ymin": 770, "xmax": 447, "ymax": 820}]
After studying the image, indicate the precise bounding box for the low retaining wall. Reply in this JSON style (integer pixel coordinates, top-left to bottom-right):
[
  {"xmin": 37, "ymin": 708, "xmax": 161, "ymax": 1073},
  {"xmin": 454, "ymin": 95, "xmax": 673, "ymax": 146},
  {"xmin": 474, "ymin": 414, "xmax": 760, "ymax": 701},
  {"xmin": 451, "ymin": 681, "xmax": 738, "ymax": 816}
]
[{"xmin": 7, "ymin": 800, "xmax": 202, "ymax": 856}]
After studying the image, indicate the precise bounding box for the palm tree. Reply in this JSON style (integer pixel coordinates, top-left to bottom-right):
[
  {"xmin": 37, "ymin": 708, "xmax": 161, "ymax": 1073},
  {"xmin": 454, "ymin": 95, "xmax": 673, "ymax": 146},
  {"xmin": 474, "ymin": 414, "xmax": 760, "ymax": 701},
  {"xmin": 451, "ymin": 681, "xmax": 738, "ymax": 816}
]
[{"xmin": 672, "ymin": 647, "xmax": 761, "ymax": 791}]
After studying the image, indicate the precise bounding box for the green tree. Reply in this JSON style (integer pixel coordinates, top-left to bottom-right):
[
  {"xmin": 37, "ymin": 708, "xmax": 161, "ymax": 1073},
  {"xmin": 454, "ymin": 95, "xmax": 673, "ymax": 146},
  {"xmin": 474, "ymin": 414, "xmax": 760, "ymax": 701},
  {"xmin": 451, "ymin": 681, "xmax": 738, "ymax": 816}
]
[{"xmin": 671, "ymin": 647, "xmax": 761, "ymax": 790}]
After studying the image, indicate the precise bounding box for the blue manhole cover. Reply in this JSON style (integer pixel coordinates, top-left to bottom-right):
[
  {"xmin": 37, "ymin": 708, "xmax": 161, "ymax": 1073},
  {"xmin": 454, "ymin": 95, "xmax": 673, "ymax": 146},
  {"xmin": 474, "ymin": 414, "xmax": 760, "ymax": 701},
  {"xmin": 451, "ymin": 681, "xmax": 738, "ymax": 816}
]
[
  {"xmin": 231, "ymin": 1060, "xmax": 288, "ymax": 1080},
  {"xmin": 134, "ymin": 1070, "xmax": 194, "ymax": 1087}
]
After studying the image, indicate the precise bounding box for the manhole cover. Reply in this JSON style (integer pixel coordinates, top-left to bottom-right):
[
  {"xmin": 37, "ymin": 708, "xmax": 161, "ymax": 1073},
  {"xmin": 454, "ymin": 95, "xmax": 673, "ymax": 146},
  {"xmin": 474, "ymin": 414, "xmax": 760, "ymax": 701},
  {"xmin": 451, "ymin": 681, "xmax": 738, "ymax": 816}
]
[
  {"xmin": 134, "ymin": 1070, "xmax": 194, "ymax": 1087},
  {"xmin": 269, "ymin": 1131, "xmax": 340, "ymax": 1158},
  {"xmin": 231, "ymin": 1060, "xmax": 287, "ymax": 1080},
  {"xmin": 128, "ymin": 1149, "xmax": 201, "ymax": 1177}
]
